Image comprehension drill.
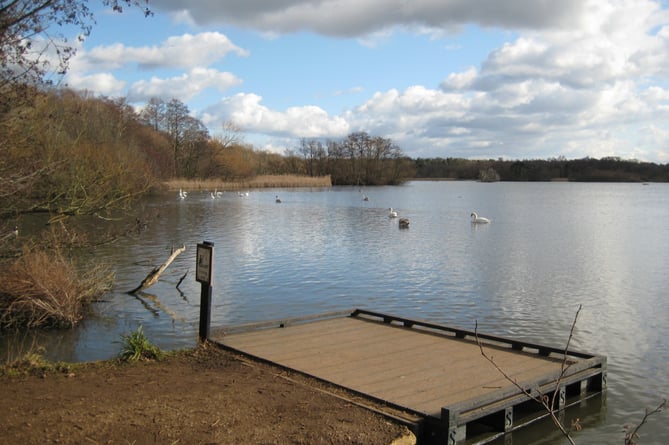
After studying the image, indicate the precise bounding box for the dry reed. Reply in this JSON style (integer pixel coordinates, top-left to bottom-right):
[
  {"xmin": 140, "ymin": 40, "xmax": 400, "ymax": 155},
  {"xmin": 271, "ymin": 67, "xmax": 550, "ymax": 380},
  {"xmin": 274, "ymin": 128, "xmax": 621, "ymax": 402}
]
[
  {"xmin": 164, "ymin": 174, "xmax": 331, "ymax": 191},
  {"xmin": 0, "ymin": 246, "xmax": 114, "ymax": 329}
]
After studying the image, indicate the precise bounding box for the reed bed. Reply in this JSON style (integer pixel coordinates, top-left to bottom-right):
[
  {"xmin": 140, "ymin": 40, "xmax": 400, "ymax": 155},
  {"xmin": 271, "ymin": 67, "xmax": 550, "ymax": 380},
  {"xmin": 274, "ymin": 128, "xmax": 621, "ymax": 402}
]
[
  {"xmin": 164, "ymin": 174, "xmax": 331, "ymax": 191},
  {"xmin": 0, "ymin": 246, "xmax": 114, "ymax": 329}
]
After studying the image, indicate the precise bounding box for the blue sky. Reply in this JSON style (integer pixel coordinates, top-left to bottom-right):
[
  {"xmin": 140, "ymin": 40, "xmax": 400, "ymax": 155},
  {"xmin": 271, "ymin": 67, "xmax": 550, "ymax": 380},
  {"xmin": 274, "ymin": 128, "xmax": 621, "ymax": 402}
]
[{"xmin": 59, "ymin": 0, "xmax": 669, "ymax": 163}]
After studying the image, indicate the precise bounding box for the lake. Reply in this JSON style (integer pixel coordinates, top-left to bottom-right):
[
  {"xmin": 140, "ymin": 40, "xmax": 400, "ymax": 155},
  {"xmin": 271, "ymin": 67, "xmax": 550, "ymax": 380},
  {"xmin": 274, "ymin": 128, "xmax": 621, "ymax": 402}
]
[{"xmin": 3, "ymin": 181, "xmax": 668, "ymax": 444}]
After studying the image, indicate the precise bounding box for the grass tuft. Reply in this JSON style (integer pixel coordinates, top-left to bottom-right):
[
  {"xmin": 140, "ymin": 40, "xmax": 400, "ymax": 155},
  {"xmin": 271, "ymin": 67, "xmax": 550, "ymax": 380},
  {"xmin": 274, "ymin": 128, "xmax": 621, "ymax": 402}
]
[
  {"xmin": 119, "ymin": 325, "xmax": 162, "ymax": 362},
  {"xmin": 1, "ymin": 346, "xmax": 73, "ymax": 378}
]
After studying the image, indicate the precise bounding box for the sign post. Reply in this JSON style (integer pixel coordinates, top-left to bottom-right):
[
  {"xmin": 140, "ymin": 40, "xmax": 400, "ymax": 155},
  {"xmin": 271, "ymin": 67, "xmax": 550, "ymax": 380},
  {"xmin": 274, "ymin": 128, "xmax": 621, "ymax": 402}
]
[{"xmin": 196, "ymin": 241, "xmax": 214, "ymax": 342}]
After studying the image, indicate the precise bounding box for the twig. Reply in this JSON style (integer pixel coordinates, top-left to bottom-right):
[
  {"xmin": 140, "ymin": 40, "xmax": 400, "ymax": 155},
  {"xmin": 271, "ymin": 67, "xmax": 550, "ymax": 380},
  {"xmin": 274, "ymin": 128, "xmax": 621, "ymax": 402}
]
[
  {"xmin": 624, "ymin": 399, "xmax": 666, "ymax": 445},
  {"xmin": 474, "ymin": 305, "xmax": 583, "ymax": 445}
]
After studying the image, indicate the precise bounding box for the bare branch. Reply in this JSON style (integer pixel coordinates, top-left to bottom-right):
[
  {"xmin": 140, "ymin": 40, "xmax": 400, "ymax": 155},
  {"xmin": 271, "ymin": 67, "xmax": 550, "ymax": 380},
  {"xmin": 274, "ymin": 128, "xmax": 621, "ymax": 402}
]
[
  {"xmin": 475, "ymin": 317, "xmax": 578, "ymax": 445},
  {"xmin": 624, "ymin": 399, "xmax": 667, "ymax": 445}
]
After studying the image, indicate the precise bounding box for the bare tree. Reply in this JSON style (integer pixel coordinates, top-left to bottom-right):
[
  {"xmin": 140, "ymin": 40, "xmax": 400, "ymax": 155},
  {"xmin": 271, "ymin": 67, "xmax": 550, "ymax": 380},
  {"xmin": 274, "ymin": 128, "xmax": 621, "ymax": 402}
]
[
  {"xmin": 215, "ymin": 121, "xmax": 243, "ymax": 151},
  {"xmin": 0, "ymin": 1, "xmax": 150, "ymax": 92},
  {"xmin": 139, "ymin": 97, "xmax": 166, "ymax": 132}
]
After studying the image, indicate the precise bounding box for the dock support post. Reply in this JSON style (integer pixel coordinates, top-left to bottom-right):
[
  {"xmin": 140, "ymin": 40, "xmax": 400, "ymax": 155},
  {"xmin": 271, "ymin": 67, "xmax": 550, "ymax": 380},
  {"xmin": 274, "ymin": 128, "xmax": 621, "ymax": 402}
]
[
  {"xmin": 442, "ymin": 408, "xmax": 466, "ymax": 445},
  {"xmin": 557, "ymin": 385, "xmax": 566, "ymax": 410},
  {"xmin": 504, "ymin": 406, "xmax": 513, "ymax": 432}
]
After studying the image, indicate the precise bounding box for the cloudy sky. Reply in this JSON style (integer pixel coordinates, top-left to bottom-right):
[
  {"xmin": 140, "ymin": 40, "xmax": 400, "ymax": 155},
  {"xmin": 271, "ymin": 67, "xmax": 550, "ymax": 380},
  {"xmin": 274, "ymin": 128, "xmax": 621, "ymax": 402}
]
[{"xmin": 62, "ymin": 0, "xmax": 669, "ymax": 163}]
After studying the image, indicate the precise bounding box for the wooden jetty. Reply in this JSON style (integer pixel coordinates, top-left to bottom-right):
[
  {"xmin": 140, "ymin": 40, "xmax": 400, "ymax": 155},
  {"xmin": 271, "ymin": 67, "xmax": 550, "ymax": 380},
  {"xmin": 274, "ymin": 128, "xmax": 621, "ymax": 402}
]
[{"xmin": 212, "ymin": 309, "xmax": 606, "ymax": 444}]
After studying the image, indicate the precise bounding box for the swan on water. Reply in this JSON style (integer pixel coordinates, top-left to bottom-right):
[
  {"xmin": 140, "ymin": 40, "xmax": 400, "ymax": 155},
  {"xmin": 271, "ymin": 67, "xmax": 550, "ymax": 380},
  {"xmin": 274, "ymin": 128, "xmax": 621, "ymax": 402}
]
[
  {"xmin": 389, "ymin": 208, "xmax": 398, "ymax": 218},
  {"xmin": 470, "ymin": 212, "xmax": 490, "ymax": 224},
  {"xmin": 179, "ymin": 188, "xmax": 187, "ymax": 199}
]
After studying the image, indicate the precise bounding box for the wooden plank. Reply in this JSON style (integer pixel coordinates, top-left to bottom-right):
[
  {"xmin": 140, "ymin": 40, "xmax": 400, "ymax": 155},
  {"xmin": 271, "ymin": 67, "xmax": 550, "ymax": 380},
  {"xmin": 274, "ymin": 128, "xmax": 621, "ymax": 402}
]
[{"xmin": 214, "ymin": 310, "xmax": 605, "ymax": 439}]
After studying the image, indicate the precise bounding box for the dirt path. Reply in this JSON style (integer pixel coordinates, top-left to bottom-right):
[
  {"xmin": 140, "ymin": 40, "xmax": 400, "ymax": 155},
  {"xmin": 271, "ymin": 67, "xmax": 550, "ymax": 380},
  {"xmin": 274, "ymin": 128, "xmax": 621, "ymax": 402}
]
[{"xmin": 0, "ymin": 344, "xmax": 413, "ymax": 445}]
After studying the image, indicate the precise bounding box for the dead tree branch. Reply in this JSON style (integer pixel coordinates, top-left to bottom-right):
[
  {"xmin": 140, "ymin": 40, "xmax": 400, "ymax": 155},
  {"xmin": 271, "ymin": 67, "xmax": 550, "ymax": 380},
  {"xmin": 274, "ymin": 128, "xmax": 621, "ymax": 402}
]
[{"xmin": 128, "ymin": 245, "xmax": 186, "ymax": 294}]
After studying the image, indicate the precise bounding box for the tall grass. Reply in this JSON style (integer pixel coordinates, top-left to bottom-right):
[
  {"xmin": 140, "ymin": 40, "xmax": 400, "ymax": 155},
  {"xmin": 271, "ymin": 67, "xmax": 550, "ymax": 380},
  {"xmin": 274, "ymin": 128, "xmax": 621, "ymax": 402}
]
[
  {"xmin": 165, "ymin": 174, "xmax": 332, "ymax": 191},
  {"xmin": 0, "ymin": 245, "xmax": 114, "ymax": 329}
]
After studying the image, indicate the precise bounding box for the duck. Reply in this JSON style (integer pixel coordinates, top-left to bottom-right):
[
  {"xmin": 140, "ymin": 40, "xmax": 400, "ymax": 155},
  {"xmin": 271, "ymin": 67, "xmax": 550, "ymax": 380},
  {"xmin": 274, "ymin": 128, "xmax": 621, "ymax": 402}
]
[
  {"xmin": 389, "ymin": 208, "xmax": 398, "ymax": 218},
  {"xmin": 470, "ymin": 212, "xmax": 491, "ymax": 224},
  {"xmin": 275, "ymin": 195, "xmax": 282, "ymax": 203},
  {"xmin": 399, "ymin": 218, "xmax": 410, "ymax": 229}
]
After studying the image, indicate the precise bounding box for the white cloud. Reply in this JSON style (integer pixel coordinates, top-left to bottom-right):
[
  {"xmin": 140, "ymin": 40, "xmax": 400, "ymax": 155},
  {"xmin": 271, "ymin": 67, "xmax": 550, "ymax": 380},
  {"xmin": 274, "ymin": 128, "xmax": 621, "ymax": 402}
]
[
  {"xmin": 76, "ymin": 32, "xmax": 249, "ymax": 71},
  {"xmin": 203, "ymin": 93, "xmax": 350, "ymax": 138},
  {"xmin": 127, "ymin": 68, "xmax": 242, "ymax": 102},
  {"xmin": 441, "ymin": 67, "xmax": 478, "ymax": 91},
  {"xmin": 64, "ymin": 72, "xmax": 127, "ymax": 96}
]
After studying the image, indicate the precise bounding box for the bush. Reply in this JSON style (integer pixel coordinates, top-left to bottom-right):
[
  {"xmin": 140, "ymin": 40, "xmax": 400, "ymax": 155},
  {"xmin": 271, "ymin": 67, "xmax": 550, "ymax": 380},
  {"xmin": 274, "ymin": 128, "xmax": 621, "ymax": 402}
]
[{"xmin": 0, "ymin": 245, "xmax": 114, "ymax": 329}]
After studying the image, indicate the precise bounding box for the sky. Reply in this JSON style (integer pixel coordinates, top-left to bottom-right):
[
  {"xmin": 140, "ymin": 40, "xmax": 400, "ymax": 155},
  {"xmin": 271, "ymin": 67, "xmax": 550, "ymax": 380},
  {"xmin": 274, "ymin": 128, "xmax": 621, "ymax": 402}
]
[{"xmin": 58, "ymin": 0, "xmax": 669, "ymax": 163}]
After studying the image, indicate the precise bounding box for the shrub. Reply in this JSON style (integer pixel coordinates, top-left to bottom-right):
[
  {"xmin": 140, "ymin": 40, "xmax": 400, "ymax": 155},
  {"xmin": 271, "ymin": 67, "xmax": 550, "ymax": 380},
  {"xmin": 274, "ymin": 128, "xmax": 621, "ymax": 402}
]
[{"xmin": 0, "ymin": 245, "xmax": 114, "ymax": 329}]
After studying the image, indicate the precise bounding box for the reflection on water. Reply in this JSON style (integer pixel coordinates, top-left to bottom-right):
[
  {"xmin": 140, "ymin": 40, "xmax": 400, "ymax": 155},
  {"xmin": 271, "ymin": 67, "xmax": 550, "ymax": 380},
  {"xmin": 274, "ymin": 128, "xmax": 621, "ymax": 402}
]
[{"xmin": 2, "ymin": 182, "xmax": 668, "ymax": 444}]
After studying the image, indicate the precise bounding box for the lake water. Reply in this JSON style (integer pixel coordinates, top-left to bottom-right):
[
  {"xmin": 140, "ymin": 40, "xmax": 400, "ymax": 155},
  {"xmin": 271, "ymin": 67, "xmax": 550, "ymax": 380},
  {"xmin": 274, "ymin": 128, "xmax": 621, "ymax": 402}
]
[{"xmin": 3, "ymin": 181, "xmax": 668, "ymax": 444}]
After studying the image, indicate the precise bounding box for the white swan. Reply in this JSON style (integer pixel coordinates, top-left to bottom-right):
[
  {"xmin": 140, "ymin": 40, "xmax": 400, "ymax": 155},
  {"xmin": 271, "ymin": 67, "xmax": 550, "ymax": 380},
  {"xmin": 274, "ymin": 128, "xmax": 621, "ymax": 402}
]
[
  {"xmin": 470, "ymin": 212, "xmax": 490, "ymax": 224},
  {"xmin": 389, "ymin": 208, "xmax": 398, "ymax": 218},
  {"xmin": 179, "ymin": 188, "xmax": 187, "ymax": 199}
]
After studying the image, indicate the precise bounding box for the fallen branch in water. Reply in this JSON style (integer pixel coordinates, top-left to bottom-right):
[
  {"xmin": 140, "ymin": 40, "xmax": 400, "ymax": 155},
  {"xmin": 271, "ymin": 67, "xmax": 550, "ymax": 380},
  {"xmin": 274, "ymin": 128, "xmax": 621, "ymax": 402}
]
[{"xmin": 128, "ymin": 245, "xmax": 186, "ymax": 294}]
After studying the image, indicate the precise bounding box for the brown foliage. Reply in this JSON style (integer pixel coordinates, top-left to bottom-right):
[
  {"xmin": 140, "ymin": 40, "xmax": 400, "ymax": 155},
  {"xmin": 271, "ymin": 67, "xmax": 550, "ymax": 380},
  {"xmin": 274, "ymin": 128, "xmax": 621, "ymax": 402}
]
[
  {"xmin": 0, "ymin": 88, "xmax": 160, "ymax": 217},
  {"xmin": 0, "ymin": 245, "xmax": 114, "ymax": 329}
]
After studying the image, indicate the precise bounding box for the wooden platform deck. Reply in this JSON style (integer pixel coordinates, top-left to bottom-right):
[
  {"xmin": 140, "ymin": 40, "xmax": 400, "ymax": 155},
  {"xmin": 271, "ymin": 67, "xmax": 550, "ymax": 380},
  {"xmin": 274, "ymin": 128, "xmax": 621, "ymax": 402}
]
[{"xmin": 212, "ymin": 309, "xmax": 606, "ymax": 444}]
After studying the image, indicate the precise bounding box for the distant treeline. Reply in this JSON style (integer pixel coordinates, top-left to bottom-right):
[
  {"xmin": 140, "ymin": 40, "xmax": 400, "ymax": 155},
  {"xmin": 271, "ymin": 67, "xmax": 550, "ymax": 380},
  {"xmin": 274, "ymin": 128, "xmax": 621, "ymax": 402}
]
[
  {"xmin": 3, "ymin": 87, "xmax": 668, "ymax": 222},
  {"xmin": 413, "ymin": 157, "xmax": 669, "ymax": 182}
]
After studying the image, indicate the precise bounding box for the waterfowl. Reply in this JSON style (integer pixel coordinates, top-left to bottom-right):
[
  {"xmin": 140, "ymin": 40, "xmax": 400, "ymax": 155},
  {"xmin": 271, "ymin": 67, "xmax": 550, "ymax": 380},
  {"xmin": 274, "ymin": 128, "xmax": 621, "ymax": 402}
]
[
  {"xmin": 389, "ymin": 208, "xmax": 398, "ymax": 218},
  {"xmin": 470, "ymin": 212, "xmax": 491, "ymax": 224},
  {"xmin": 275, "ymin": 195, "xmax": 282, "ymax": 203},
  {"xmin": 399, "ymin": 218, "xmax": 410, "ymax": 229}
]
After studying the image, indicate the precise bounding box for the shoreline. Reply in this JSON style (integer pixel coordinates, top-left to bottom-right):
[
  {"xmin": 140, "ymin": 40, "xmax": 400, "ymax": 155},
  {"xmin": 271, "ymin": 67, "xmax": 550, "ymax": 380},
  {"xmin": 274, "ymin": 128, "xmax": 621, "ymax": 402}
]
[{"xmin": 164, "ymin": 174, "xmax": 332, "ymax": 191}]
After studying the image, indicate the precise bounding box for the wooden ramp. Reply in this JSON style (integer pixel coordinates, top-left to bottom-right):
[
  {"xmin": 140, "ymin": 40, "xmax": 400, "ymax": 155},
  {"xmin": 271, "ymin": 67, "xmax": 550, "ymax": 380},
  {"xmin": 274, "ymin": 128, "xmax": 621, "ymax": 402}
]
[{"xmin": 212, "ymin": 309, "xmax": 606, "ymax": 444}]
